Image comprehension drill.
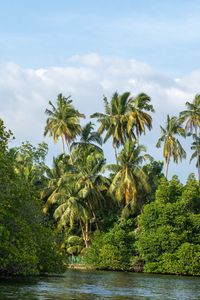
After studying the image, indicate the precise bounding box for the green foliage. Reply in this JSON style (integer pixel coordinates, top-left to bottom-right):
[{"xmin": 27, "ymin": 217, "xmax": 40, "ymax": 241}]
[
  {"xmin": 13, "ymin": 141, "xmax": 48, "ymax": 189},
  {"xmin": 136, "ymin": 175, "xmax": 200, "ymax": 275},
  {"xmin": 83, "ymin": 220, "xmax": 135, "ymax": 270},
  {"xmin": 0, "ymin": 119, "xmax": 65, "ymax": 276},
  {"xmin": 156, "ymin": 115, "xmax": 186, "ymax": 178}
]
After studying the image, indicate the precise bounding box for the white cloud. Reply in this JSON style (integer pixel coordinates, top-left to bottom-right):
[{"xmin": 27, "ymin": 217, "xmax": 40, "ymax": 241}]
[{"xmin": 0, "ymin": 53, "xmax": 198, "ymax": 181}]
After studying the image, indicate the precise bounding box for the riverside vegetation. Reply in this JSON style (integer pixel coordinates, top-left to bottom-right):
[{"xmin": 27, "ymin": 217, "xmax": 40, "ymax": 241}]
[{"xmin": 0, "ymin": 92, "xmax": 199, "ymax": 276}]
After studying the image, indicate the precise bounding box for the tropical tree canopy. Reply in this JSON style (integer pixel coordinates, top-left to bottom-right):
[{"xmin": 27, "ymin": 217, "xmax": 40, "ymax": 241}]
[
  {"xmin": 179, "ymin": 94, "xmax": 200, "ymax": 134},
  {"xmin": 156, "ymin": 115, "xmax": 186, "ymax": 178},
  {"xmin": 91, "ymin": 92, "xmax": 154, "ymax": 160},
  {"xmin": 107, "ymin": 140, "xmax": 151, "ymax": 208},
  {"xmin": 180, "ymin": 94, "xmax": 200, "ymax": 181},
  {"xmin": 71, "ymin": 122, "xmax": 103, "ymax": 154},
  {"xmin": 44, "ymin": 93, "xmax": 85, "ymax": 153}
]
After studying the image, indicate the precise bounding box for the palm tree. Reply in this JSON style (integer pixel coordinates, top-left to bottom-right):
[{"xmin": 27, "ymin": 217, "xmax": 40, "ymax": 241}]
[
  {"xmin": 91, "ymin": 92, "xmax": 131, "ymax": 160},
  {"xmin": 73, "ymin": 148, "xmax": 110, "ymax": 229},
  {"xmin": 43, "ymin": 145, "xmax": 110, "ymax": 246},
  {"xmin": 127, "ymin": 93, "xmax": 155, "ymax": 143},
  {"xmin": 70, "ymin": 122, "xmax": 103, "ymax": 154},
  {"xmin": 179, "ymin": 94, "xmax": 200, "ymax": 135},
  {"xmin": 42, "ymin": 154, "xmax": 75, "ymax": 214},
  {"xmin": 180, "ymin": 94, "xmax": 200, "ymax": 181},
  {"xmin": 91, "ymin": 92, "xmax": 154, "ymax": 161},
  {"xmin": 107, "ymin": 141, "xmax": 151, "ymax": 209},
  {"xmin": 44, "ymin": 93, "xmax": 85, "ymax": 154},
  {"xmin": 53, "ymin": 184, "xmax": 91, "ymax": 248},
  {"xmin": 190, "ymin": 135, "xmax": 200, "ymax": 182},
  {"xmin": 156, "ymin": 115, "xmax": 186, "ymax": 179}
]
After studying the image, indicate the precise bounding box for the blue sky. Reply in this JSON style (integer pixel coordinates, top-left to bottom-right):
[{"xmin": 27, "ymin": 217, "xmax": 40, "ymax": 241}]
[
  {"xmin": 1, "ymin": 0, "xmax": 200, "ymax": 74},
  {"xmin": 0, "ymin": 0, "xmax": 199, "ymax": 181}
]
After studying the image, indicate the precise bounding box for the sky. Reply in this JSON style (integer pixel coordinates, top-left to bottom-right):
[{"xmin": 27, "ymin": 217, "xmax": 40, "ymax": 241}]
[{"xmin": 0, "ymin": 0, "xmax": 200, "ymax": 181}]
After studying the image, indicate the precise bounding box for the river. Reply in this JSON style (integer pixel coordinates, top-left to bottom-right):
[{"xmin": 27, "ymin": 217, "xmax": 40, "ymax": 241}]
[{"xmin": 0, "ymin": 269, "xmax": 199, "ymax": 299}]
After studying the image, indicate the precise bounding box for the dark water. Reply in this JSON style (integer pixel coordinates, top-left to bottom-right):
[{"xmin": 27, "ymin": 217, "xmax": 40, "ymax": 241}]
[{"xmin": 0, "ymin": 270, "xmax": 199, "ymax": 300}]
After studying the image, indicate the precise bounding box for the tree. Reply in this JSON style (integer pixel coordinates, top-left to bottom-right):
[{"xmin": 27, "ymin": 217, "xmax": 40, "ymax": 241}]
[
  {"xmin": 91, "ymin": 91, "xmax": 154, "ymax": 161},
  {"xmin": 179, "ymin": 94, "xmax": 200, "ymax": 135},
  {"xmin": 0, "ymin": 119, "xmax": 65, "ymax": 276},
  {"xmin": 53, "ymin": 184, "xmax": 91, "ymax": 248},
  {"xmin": 71, "ymin": 122, "xmax": 103, "ymax": 154},
  {"xmin": 83, "ymin": 220, "xmax": 135, "ymax": 270},
  {"xmin": 156, "ymin": 115, "xmax": 186, "ymax": 178},
  {"xmin": 136, "ymin": 175, "xmax": 200, "ymax": 275},
  {"xmin": 127, "ymin": 93, "xmax": 154, "ymax": 143},
  {"xmin": 107, "ymin": 141, "xmax": 151, "ymax": 210},
  {"xmin": 42, "ymin": 154, "xmax": 74, "ymax": 214},
  {"xmin": 13, "ymin": 141, "xmax": 48, "ymax": 189},
  {"xmin": 44, "ymin": 93, "xmax": 85, "ymax": 154},
  {"xmin": 43, "ymin": 145, "xmax": 110, "ymax": 247},
  {"xmin": 180, "ymin": 95, "xmax": 200, "ymax": 181}
]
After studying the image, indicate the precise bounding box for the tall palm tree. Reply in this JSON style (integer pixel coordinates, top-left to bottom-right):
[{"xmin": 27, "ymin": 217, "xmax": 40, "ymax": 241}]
[
  {"xmin": 91, "ymin": 92, "xmax": 154, "ymax": 161},
  {"xmin": 44, "ymin": 93, "xmax": 85, "ymax": 154},
  {"xmin": 107, "ymin": 141, "xmax": 151, "ymax": 208},
  {"xmin": 91, "ymin": 92, "xmax": 131, "ymax": 160},
  {"xmin": 127, "ymin": 93, "xmax": 155, "ymax": 143},
  {"xmin": 179, "ymin": 94, "xmax": 200, "ymax": 181},
  {"xmin": 156, "ymin": 115, "xmax": 186, "ymax": 179},
  {"xmin": 179, "ymin": 94, "xmax": 200, "ymax": 135}
]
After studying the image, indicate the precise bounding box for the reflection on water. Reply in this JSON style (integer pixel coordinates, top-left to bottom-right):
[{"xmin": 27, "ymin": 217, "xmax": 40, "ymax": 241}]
[{"xmin": 0, "ymin": 270, "xmax": 200, "ymax": 300}]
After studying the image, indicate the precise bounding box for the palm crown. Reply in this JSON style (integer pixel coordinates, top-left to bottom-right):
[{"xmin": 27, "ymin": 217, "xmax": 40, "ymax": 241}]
[
  {"xmin": 44, "ymin": 93, "xmax": 85, "ymax": 153},
  {"xmin": 156, "ymin": 115, "xmax": 186, "ymax": 178},
  {"xmin": 91, "ymin": 91, "xmax": 154, "ymax": 160}
]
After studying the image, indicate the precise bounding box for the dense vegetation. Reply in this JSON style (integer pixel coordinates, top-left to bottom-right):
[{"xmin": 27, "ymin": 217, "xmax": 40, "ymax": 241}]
[{"xmin": 0, "ymin": 92, "xmax": 199, "ymax": 276}]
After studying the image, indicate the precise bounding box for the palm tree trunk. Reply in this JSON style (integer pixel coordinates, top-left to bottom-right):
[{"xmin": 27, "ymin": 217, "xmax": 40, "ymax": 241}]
[
  {"xmin": 85, "ymin": 220, "xmax": 89, "ymax": 248},
  {"xmin": 88, "ymin": 201, "xmax": 99, "ymax": 230},
  {"xmin": 114, "ymin": 144, "xmax": 118, "ymax": 164},
  {"xmin": 195, "ymin": 128, "xmax": 200, "ymax": 183},
  {"xmin": 165, "ymin": 155, "xmax": 170, "ymax": 179},
  {"xmin": 80, "ymin": 220, "xmax": 88, "ymax": 248},
  {"xmin": 125, "ymin": 189, "xmax": 129, "ymax": 205},
  {"xmin": 61, "ymin": 135, "xmax": 65, "ymax": 153},
  {"xmin": 65, "ymin": 138, "xmax": 74, "ymax": 164}
]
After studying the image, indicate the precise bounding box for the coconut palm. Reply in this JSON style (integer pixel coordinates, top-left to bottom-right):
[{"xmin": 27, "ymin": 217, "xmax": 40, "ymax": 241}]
[
  {"xmin": 91, "ymin": 92, "xmax": 131, "ymax": 160},
  {"xmin": 70, "ymin": 122, "xmax": 103, "ymax": 154},
  {"xmin": 107, "ymin": 141, "xmax": 151, "ymax": 209},
  {"xmin": 43, "ymin": 145, "xmax": 110, "ymax": 245},
  {"xmin": 44, "ymin": 93, "xmax": 85, "ymax": 153},
  {"xmin": 73, "ymin": 148, "xmax": 110, "ymax": 229},
  {"xmin": 91, "ymin": 92, "xmax": 154, "ymax": 161},
  {"xmin": 156, "ymin": 115, "xmax": 186, "ymax": 179},
  {"xmin": 180, "ymin": 94, "xmax": 200, "ymax": 181},
  {"xmin": 42, "ymin": 154, "xmax": 75, "ymax": 213},
  {"xmin": 53, "ymin": 183, "xmax": 91, "ymax": 247},
  {"xmin": 127, "ymin": 93, "xmax": 154, "ymax": 143},
  {"xmin": 179, "ymin": 94, "xmax": 200, "ymax": 135}
]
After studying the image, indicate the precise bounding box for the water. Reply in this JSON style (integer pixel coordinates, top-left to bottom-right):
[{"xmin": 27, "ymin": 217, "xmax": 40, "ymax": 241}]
[{"xmin": 0, "ymin": 270, "xmax": 199, "ymax": 300}]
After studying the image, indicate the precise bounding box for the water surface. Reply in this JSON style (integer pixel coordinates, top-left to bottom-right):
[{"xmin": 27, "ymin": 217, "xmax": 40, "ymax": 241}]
[{"xmin": 0, "ymin": 269, "xmax": 199, "ymax": 299}]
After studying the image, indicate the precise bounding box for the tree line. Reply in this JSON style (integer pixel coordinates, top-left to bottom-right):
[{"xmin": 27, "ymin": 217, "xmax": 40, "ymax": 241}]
[{"xmin": 0, "ymin": 91, "xmax": 199, "ymax": 276}]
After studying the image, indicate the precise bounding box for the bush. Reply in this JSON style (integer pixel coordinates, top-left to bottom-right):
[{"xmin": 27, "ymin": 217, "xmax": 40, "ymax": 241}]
[
  {"xmin": 136, "ymin": 175, "xmax": 200, "ymax": 275},
  {"xmin": 83, "ymin": 220, "xmax": 136, "ymax": 270}
]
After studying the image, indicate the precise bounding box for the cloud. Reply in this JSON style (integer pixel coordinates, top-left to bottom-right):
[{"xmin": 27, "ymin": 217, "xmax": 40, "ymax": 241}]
[{"xmin": 0, "ymin": 53, "xmax": 198, "ymax": 180}]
